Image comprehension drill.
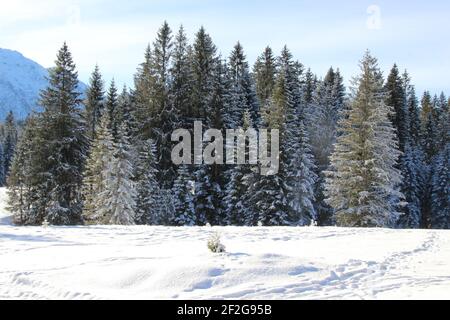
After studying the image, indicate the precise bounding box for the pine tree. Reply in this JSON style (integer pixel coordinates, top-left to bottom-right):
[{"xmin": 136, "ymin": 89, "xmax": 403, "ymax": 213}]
[
  {"xmin": 172, "ymin": 165, "xmax": 196, "ymax": 226},
  {"xmin": 82, "ymin": 113, "xmax": 115, "ymax": 224},
  {"xmin": 84, "ymin": 65, "xmax": 105, "ymax": 140},
  {"xmin": 325, "ymin": 52, "xmax": 403, "ymax": 228},
  {"xmin": 38, "ymin": 43, "xmax": 88, "ymax": 225},
  {"xmin": 97, "ymin": 124, "xmax": 136, "ymax": 225}
]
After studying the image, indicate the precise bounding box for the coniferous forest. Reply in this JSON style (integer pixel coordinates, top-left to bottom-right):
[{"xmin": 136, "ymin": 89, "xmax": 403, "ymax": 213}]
[{"xmin": 5, "ymin": 22, "xmax": 450, "ymax": 229}]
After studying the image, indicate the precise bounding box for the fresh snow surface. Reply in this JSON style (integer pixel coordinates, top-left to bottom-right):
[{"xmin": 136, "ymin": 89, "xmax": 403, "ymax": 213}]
[{"xmin": 0, "ymin": 189, "xmax": 449, "ymax": 300}]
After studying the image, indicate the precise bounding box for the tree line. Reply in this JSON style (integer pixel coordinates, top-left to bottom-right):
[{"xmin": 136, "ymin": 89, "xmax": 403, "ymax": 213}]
[{"xmin": 6, "ymin": 22, "xmax": 449, "ymax": 228}]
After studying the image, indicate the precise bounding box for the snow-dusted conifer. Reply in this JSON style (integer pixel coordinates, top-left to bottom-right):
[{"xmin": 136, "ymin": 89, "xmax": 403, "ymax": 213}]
[
  {"xmin": 325, "ymin": 52, "xmax": 403, "ymax": 228},
  {"xmin": 82, "ymin": 113, "xmax": 115, "ymax": 224},
  {"xmin": 97, "ymin": 124, "xmax": 136, "ymax": 225}
]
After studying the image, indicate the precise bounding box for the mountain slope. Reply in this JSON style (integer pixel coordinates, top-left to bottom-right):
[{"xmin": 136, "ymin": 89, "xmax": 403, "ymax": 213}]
[{"xmin": 0, "ymin": 48, "xmax": 86, "ymax": 120}]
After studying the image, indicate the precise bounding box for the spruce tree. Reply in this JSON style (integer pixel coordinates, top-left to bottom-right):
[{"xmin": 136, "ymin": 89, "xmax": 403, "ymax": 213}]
[
  {"xmin": 82, "ymin": 113, "xmax": 115, "ymax": 224},
  {"xmin": 151, "ymin": 21, "xmax": 178, "ymax": 188},
  {"xmin": 2, "ymin": 111, "xmax": 18, "ymax": 183},
  {"xmin": 170, "ymin": 25, "xmax": 193, "ymax": 129},
  {"xmin": 224, "ymin": 110, "xmax": 256, "ymax": 225},
  {"xmin": 431, "ymin": 143, "xmax": 450, "ymax": 229},
  {"xmin": 97, "ymin": 124, "xmax": 136, "ymax": 225},
  {"xmin": 191, "ymin": 26, "xmax": 217, "ymax": 120},
  {"xmin": 325, "ymin": 52, "xmax": 403, "ymax": 228},
  {"xmin": 254, "ymin": 46, "xmax": 276, "ymax": 108},
  {"xmin": 37, "ymin": 43, "xmax": 87, "ymax": 225},
  {"xmin": 133, "ymin": 44, "xmax": 155, "ymax": 141},
  {"xmin": 106, "ymin": 79, "xmax": 119, "ymax": 140},
  {"xmin": 309, "ymin": 67, "xmax": 346, "ymax": 225},
  {"xmin": 134, "ymin": 139, "xmax": 160, "ymax": 225},
  {"xmin": 7, "ymin": 116, "xmax": 40, "ymax": 225},
  {"xmin": 172, "ymin": 165, "xmax": 196, "ymax": 226},
  {"xmin": 84, "ymin": 65, "xmax": 105, "ymax": 140},
  {"xmin": 385, "ymin": 64, "xmax": 408, "ymax": 151},
  {"xmin": 229, "ymin": 42, "xmax": 259, "ymax": 125}
]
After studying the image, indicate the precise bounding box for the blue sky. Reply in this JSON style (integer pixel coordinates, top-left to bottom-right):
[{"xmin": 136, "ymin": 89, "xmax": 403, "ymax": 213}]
[{"xmin": 1, "ymin": 0, "xmax": 449, "ymax": 96}]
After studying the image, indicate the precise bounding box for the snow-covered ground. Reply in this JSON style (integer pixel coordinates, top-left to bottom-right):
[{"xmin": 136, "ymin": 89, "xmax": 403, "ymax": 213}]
[{"xmin": 0, "ymin": 188, "xmax": 449, "ymax": 300}]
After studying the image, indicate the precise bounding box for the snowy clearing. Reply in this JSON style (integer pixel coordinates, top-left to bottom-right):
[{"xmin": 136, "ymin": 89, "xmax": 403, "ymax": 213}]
[{"xmin": 0, "ymin": 189, "xmax": 450, "ymax": 300}]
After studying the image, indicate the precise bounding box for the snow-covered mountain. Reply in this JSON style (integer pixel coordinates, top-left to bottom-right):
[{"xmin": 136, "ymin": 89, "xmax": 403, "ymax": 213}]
[{"xmin": 0, "ymin": 48, "xmax": 86, "ymax": 120}]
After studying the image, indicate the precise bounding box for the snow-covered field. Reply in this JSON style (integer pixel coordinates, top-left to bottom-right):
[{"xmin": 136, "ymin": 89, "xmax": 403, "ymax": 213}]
[{"xmin": 0, "ymin": 188, "xmax": 449, "ymax": 300}]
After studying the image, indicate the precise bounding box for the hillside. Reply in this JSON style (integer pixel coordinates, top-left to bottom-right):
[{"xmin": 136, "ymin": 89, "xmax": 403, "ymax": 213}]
[{"xmin": 0, "ymin": 48, "xmax": 86, "ymax": 120}]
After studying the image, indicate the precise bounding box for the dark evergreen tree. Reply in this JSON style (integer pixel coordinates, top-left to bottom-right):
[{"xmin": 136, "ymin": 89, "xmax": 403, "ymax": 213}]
[
  {"xmin": 229, "ymin": 42, "xmax": 259, "ymax": 125},
  {"xmin": 170, "ymin": 25, "xmax": 193, "ymax": 129},
  {"xmin": 431, "ymin": 143, "xmax": 450, "ymax": 229},
  {"xmin": 385, "ymin": 64, "xmax": 408, "ymax": 151},
  {"xmin": 11, "ymin": 43, "xmax": 88, "ymax": 225},
  {"xmin": 134, "ymin": 139, "xmax": 160, "ymax": 225},
  {"xmin": 84, "ymin": 65, "xmax": 105, "ymax": 140},
  {"xmin": 254, "ymin": 46, "xmax": 276, "ymax": 109},
  {"xmin": 172, "ymin": 165, "xmax": 196, "ymax": 226},
  {"xmin": 2, "ymin": 111, "xmax": 18, "ymax": 183},
  {"xmin": 106, "ymin": 79, "xmax": 119, "ymax": 139},
  {"xmin": 151, "ymin": 21, "xmax": 178, "ymax": 188}
]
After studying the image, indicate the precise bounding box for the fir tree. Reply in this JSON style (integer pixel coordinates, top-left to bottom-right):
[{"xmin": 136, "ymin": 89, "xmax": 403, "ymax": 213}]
[{"xmin": 325, "ymin": 52, "xmax": 403, "ymax": 228}]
